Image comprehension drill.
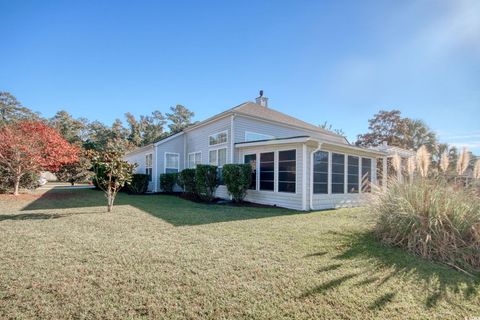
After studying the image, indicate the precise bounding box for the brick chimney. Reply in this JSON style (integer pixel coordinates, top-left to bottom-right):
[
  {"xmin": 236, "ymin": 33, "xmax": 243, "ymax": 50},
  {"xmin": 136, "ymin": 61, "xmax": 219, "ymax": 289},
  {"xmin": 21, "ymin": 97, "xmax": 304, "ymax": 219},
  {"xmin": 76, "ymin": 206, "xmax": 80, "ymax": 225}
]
[{"xmin": 255, "ymin": 90, "xmax": 268, "ymax": 107}]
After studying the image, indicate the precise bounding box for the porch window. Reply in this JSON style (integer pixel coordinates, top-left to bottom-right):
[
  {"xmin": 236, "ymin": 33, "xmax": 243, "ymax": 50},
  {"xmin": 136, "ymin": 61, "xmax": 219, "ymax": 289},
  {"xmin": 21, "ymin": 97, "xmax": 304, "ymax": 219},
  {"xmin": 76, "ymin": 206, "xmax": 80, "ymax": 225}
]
[
  {"xmin": 361, "ymin": 158, "xmax": 372, "ymax": 192},
  {"xmin": 145, "ymin": 154, "xmax": 153, "ymax": 181},
  {"xmin": 331, "ymin": 153, "xmax": 345, "ymax": 194},
  {"xmin": 313, "ymin": 151, "xmax": 328, "ymax": 194},
  {"xmin": 209, "ymin": 131, "xmax": 228, "ymax": 146},
  {"xmin": 278, "ymin": 150, "xmax": 296, "ymax": 193},
  {"xmin": 260, "ymin": 152, "xmax": 274, "ymax": 191},
  {"xmin": 347, "ymin": 156, "xmax": 359, "ymax": 193},
  {"xmin": 188, "ymin": 152, "xmax": 201, "ymax": 168},
  {"xmin": 244, "ymin": 154, "xmax": 257, "ymax": 190},
  {"xmin": 165, "ymin": 153, "xmax": 179, "ymax": 173}
]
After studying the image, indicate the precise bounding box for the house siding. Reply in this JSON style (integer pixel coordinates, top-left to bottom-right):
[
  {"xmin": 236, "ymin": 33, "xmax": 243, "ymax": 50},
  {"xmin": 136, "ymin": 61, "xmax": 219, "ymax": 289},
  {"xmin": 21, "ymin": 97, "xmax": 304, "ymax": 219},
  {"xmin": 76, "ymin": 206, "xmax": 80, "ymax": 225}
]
[
  {"xmin": 155, "ymin": 134, "xmax": 185, "ymax": 191},
  {"xmin": 124, "ymin": 146, "xmax": 155, "ymax": 191},
  {"xmin": 237, "ymin": 142, "xmax": 305, "ymax": 210}
]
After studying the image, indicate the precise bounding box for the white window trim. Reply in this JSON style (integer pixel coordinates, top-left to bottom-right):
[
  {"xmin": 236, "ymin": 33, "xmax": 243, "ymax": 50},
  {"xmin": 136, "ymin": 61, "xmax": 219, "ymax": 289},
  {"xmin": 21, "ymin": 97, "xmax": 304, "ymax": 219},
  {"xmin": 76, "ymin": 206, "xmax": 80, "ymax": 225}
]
[
  {"xmin": 164, "ymin": 152, "xmax": 180, "ymax": 173},
  {"xmin": 208, "ymin": 147, "xmax": 228, "ymax": 167},
  {"xmin": 209, "ymin": 130, "xmax": 228, "ymax": 146},
  {"xmin": 243, "ymin": 147, "xmax": 298, "ymax": 195},
  {"xmin": 145, "ymin": 153, "xmax": 153, "ymax": 168},
  {"xmin": 244, "ymin": 153, "xmax": 258, "ymax": 191},
  {"xmin": 187, "ymin": 151, "xmax": 202, "ymax": 168},
  {"xmin": 244, "ymin": 131, "xmax": 274, "ymax": 142},
  {"xmin": 312, "ymin": 150, "xmax": 329, "ymax": 195}
]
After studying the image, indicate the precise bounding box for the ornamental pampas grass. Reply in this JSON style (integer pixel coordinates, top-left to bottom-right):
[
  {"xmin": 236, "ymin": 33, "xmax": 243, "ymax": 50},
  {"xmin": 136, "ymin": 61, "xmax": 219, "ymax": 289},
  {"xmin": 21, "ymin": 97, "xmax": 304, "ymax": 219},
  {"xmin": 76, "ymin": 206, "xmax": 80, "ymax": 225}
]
[
  {"xmin": 474, "ymin": 159, "xmax": 480, "ymax": 179},
  {"xmin": 456, "ymin": 148, "xmax": 470, "ymax": 176},
  {"xmin": 439, "ymin": 151, "xmax": 449, "ymax": 173},
  {"xmin": 392, "ymin": 153, "xmax": 402, "ymax": 179},
  {"xmin": 416, "ymin": 146, "xmax": 430, "ymax": 178},
  {"xmin": 406, "ymin": 156, "xmax": 416, "ymax": 177}
]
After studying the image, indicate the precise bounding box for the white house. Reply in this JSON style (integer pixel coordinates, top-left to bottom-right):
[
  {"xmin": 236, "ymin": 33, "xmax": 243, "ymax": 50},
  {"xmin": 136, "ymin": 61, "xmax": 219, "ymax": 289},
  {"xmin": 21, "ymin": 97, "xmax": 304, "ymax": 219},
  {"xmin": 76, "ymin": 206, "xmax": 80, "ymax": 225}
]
[{"xmin": 125, "ymin": 92, "xmax": 390, "ymax": 210}]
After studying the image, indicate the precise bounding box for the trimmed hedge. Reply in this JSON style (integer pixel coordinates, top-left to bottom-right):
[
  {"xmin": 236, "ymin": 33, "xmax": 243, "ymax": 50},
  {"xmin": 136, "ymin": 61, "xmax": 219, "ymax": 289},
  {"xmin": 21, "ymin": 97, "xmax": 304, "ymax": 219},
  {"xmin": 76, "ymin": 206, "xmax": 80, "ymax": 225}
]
[
  {"xmin": 160, "ymin": 173, "xmax": 178, "ymax": 193},
  {"xmin": 178, "ymin": 168, "xmax": 196, "ymax": 195},
  {"xmin": 126, "ymin": 174, "xmax": 150, "ymax": 194},
  {"xmin": 222, "ymin": 164, "xmax": 252, "ymax": 202},
  {"xmin": 195, "ymin": 164, "xmax": 218, "ymax": 202}
]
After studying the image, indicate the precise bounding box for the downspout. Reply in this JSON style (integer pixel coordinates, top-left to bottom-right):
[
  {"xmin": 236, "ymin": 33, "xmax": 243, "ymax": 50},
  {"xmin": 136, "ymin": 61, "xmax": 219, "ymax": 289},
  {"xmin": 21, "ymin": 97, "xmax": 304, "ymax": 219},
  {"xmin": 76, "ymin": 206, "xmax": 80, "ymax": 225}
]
[
  {"xmin": 154, "ymin": 144, "xmax": 158, "ymax": 192},
  {"xmin": 309, "ymin": 141, "xmax": 322, "ymax": 211},
  {"xmin": 230, "ymin": 114, "xmax": 235, "ymax": 163},
  {"xmin": 302, "ymin": 144, "xmax": 307, "ymax": 211}
]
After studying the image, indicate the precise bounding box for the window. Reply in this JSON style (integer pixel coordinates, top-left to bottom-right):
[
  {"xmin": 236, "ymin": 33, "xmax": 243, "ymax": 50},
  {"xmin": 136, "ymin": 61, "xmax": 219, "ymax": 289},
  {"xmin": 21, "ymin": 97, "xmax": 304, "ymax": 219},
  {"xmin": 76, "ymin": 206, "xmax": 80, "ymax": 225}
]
[
  {"xmin": 209, "ymin": 148, "xmax": 227, "ymax": 185},
  {"xmin": 361, "ymin": 158, "xmax": 372, "ymax": 193},
  {"xmin": 165, "ymin": 153, "xmax": 179, "ymax": 173},
  {"xmin": 331, "ymin": 153, "xmax": 345, "ymax": 194},
  {"xmin": 208, "ymin": 148, "xmax": 227, "ymax": 167},
  {"xmin": 347, "ymin": 156, "xmax": 359, "ymax": 193},
  {"xmin": 145, "ymin": 154, "xmax": 153, "ymax": 182},
  {"xmin": 313, "ymin": 151, "xmax": 328, "ymax": 194},
  {"xmin": 260, "ymin": 152, "xmax": 274, "ymax": 191},
  {"xmin": 278, "ymin": 150, "xmax": 296, "ymax": 193},
  {"xmin": 244, "ymin": 154, "xmax": 257, "ymax": 190},
  {"xmin": 209, "ymin": 131, "xmax": 228, "ymax": 146},
  {"xmin": 245, "ymin": 132, "xmax": 274, "ymax": 142},
  {"xmin": 188, "ymin": 152, "xmax": 201, "ymax": 168}
]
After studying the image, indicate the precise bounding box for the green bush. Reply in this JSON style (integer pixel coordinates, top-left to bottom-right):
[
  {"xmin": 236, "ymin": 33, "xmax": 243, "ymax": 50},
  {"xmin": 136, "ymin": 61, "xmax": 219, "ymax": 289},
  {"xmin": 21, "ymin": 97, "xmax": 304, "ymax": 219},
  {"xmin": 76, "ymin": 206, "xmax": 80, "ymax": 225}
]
[
  {"xmin": 371, "ymin": 178, "xmax": 480, "ymax": 272},
  {"xmin": 0, "ymin": 167, "xmax": 40, "ymax": 193},
  {"xmin": 160, "ymin": 173, "xmax": 178, "ymax": 193},
  {"xmin": 195, "ymin": 164, "xmax": 218, "ymax": 201},
  {"xmin": 222, "ymin": 164, "xmax": 252, "ymax": 202},
  {"xmin": 178, "ymin": 169, "xmax": 196, "ymax": 195},
  {"xmin": 126, "ymin": 174, "xmax": 150, "ymax": 194}
]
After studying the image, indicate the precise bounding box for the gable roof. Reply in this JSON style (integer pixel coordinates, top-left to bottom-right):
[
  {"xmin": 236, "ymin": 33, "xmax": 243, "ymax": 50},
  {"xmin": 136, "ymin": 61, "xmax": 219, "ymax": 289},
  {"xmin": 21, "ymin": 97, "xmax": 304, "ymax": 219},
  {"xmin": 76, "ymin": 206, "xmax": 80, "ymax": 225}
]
[
  {"xmin": 185, "ymin": 101, "xmax": 346, "ymax": 141},
  {"xmin": 232, "ymin": 102, "xmax": 340, "ymax": 137}
]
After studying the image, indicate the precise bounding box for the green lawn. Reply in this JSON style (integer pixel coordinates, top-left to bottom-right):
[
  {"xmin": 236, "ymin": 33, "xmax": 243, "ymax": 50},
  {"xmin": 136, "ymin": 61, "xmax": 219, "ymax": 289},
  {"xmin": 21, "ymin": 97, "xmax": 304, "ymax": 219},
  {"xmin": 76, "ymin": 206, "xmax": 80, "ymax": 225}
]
[{"xmin": 0, "ymin": 187, "xmax": 479, "ymax": 319}]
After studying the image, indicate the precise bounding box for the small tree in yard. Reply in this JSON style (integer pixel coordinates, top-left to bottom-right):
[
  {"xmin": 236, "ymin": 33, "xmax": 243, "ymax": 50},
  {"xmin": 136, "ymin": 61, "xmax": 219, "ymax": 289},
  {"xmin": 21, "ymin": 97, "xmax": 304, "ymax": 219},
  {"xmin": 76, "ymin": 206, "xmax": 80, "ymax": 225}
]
[
  {"xmin": 195, "ymin": 164, "xmax": 218, "ymax": 202},
  {"xmin": 222, "ymin": 164, "xmax": 252, "ymax": 203},
  {"xmin": 86, "ymin": 149, "xmax": 135, "ymax": 212},
  {"xmin": 0, "ymin": 121, "xmax": 79, "ymax": 195}
]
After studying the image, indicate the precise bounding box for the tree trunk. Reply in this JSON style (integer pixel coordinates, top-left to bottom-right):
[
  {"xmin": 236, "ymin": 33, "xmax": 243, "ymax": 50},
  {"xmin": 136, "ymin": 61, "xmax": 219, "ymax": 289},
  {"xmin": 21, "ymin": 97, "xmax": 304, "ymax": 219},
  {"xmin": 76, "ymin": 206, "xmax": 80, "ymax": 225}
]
[
  {"xmin": 107, "ymin": 188, "xmax": 114, "ymax": 212},
  {"xmin": 13, "ymin": 176, "xmax": 20, "ymax": 196}
]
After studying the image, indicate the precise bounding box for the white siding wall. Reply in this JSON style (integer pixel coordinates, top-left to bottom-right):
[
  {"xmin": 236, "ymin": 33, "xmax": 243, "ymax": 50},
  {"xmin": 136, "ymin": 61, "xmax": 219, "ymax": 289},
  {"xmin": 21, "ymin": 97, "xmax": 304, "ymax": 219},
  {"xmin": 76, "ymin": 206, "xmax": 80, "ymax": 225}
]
[
  {"xmin": 238, "ymin": 142, "xmax": 305, "ymax": 210},
  {"xmin": 124, "ymin": 146, "xmax": 155, "ymax": 191},
  {"xmin": 155, "ymin": 134, "xmax": 185, "ymax": 192}
]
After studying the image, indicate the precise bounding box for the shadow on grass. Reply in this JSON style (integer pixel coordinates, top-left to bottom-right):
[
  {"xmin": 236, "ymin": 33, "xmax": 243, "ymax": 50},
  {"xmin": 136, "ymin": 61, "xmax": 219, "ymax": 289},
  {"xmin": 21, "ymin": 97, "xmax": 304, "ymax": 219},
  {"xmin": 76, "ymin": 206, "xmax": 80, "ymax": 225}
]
[
  {"xmin": 0, "ymin": 211, "xmax": 98, "ymax": 221},
  {"xmin": 331, "ymin": 231, "xmax": 480, "ymax": 308},
  {"xmin": 19, "ymin": 188, "xmax": 303, "ymax": 226}
]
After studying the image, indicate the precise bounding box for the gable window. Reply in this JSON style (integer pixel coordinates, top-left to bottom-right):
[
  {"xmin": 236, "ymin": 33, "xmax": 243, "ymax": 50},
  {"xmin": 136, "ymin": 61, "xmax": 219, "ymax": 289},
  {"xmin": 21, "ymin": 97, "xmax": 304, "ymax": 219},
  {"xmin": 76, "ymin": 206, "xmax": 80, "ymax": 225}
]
[
  {"xmin": 361, "ymin": 158, "xmax": 372, "ymax": 193},
  {"xmin": 145, "ymin": 154, "xmax": 153, "ymax": 182},
  {"xmin": 188, "ymin": 152, "xmax": 201, "ymax": 168},
  {"xmin": 244, "ymin": 154, "xmax": 257, "ymax": 190},
  {"xmin": 278, "ymin": 150, "xmax": 296, "ymax": 193},
  {"xmin": 332, "ymin": 153, "xmax": 345, "ymax": 194},
  {"xmin": 347, "ymin": 156, "xmax": 359, "ymax": 193},
  {"xmin": 209, "ymin": 131, "xmax": 228, "ymax": 146},
  {"xmin": 313, "ymin": 151, "xmax": 328, "ymax": 194},
  {"xmin": 260, "ymin": 152, "xmax": 274, "ymax": 191},
  {"xmin": 245, "ymin": 132, "xmax": 274, "ymax": 142},
  {"xmin": 165, "ymin": 153, "xmax": 179, "ymax": 173}
]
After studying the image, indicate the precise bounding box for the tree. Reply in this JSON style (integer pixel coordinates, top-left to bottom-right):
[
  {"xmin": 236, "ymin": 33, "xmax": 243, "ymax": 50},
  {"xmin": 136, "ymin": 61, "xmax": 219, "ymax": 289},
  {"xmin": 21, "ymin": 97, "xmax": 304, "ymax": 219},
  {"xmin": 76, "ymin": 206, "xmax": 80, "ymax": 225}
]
[
  {"xmin": 49, "ymin": 110, "xmax": 88, "ymax": 144},
  {"xmin": 0, "ymin": 121, "xmax": 79, "ymax": 195},
  {"xmin": 86, "ymin": 142, "xmax": 135, "ymax": 212},
  {"xmin": 166, "ymin": 105, "xmax": 194, "ymax": 133},
  {"xmin": 125, "ymin": 112, "xmax": 142, "ymax": 146},
  {"xmin": 356, "ymin": 110, "xmax": 408, "ymax": 148},
  {"xmin": 319, "ymin": 121, "xmax": 345, "ymax": 136},
  {"xmin": 56, "ymin": 156, "xmax": 92, "ymax": 185},
  {"xmin": 140, "ymin": 110, "xmax": 167, "ymax": 145},
  {"xmin": 0, "ymin": 91, "xmax": 39, "ymax": 125},
  {"xmin": 356, "ymin": 109, "xmax": 437, "ymax": 151}
]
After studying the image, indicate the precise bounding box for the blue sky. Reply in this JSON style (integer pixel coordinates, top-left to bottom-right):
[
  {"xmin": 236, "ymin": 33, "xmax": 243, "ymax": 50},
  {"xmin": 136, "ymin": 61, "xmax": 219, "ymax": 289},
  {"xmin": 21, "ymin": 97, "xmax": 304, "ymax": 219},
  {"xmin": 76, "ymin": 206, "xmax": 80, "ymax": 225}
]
[{"xmin": 1, "ymin": 0, "xmax": 479, "ymax": 153}]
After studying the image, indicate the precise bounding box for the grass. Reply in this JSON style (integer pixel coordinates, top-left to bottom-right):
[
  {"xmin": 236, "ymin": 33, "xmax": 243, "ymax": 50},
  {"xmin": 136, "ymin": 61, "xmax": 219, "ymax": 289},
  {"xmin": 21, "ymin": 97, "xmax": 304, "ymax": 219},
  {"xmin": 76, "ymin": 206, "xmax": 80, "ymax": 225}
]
[{"xmin": 0, "ymin": 187, "xmax": 479, "ymax": 319}]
